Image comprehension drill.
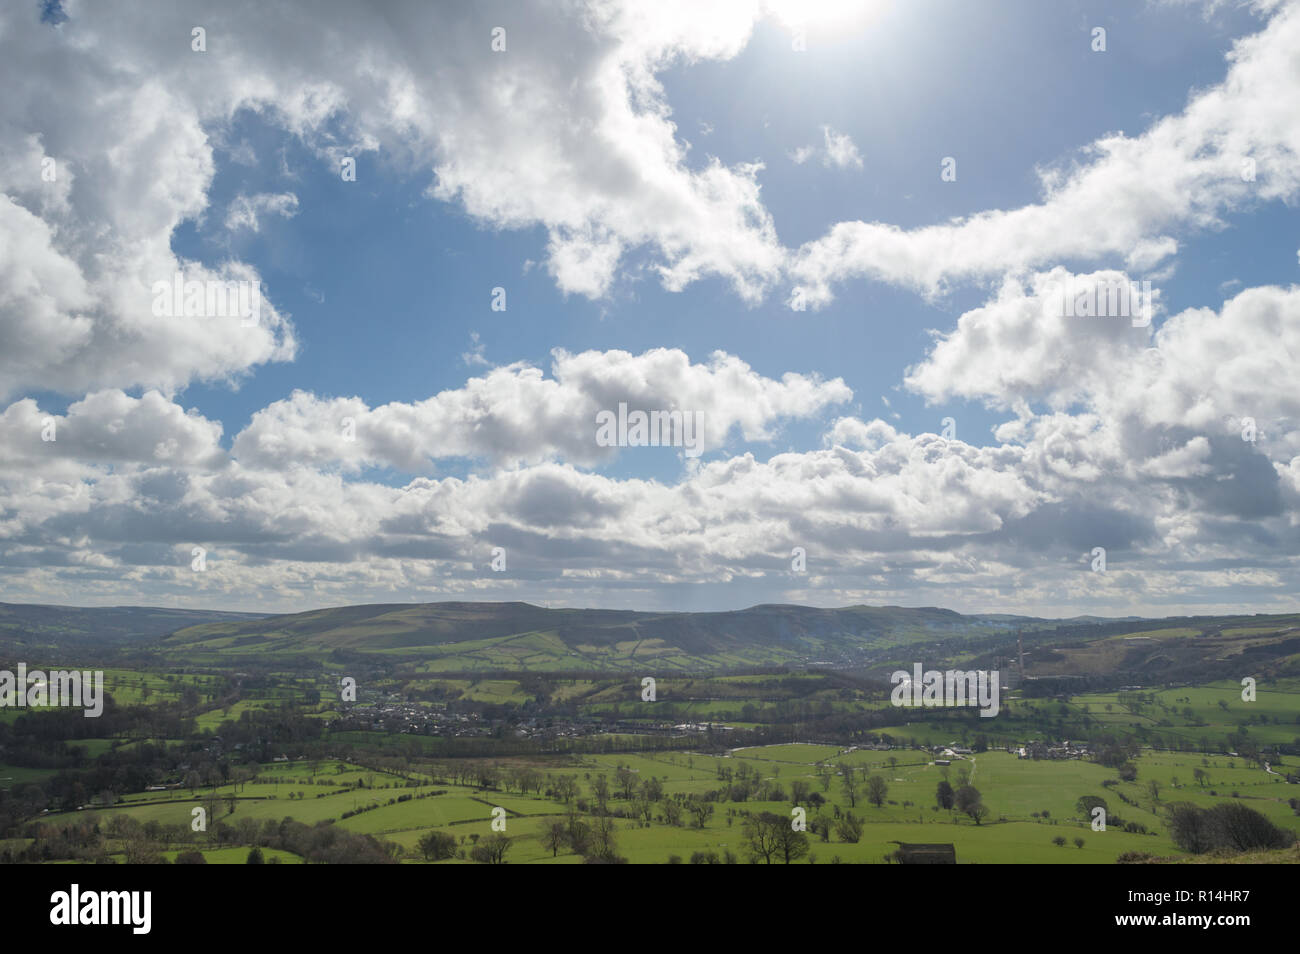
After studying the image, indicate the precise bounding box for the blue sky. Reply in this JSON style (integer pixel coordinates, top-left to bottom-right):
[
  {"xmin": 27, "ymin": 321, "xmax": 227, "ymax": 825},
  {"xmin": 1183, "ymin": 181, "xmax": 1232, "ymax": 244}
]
[
  {"xmin": 3, "ymin": 0, "xmax": 1300, "ymax": 616},
  {"xmin": 162, "ymin": 0, "xmax": 1279, "ymax": 466}
]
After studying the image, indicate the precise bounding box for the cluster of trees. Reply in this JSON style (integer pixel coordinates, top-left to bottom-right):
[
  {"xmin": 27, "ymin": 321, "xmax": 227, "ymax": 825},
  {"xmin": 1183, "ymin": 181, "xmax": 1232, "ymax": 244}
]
[
  {"xmin": 1165, "ymin": 802, "xmax": 1295, "ymax": 855},
  {"xmin": 742, "ymin": 811, "xmax": 809, "ymax": 864},
  {"xmin": 838, "ymin": 765, "xmax": 889, "ymax": 809},
  {"xmin": 685, "ymin": 849, "xmax": 739, "ymax": 863},
  {"xmin": 544, "ymin": 808, "xmax": 624, "ymax": 863},
  {"xmin": 936, "ymin": 779, "xmax": 987, "ymax": 824},
  {"xmin": 416, "ymin": 829, "xmax": 515, "ymax": 864},
  {"xmin": 0, "ymin": 813, "xmax": 108, "ymax": 863},
  {"xmin": 427, "ymin": 761, "xmax": 548, "ymax": 793},
  {"xmin": 400, "ymin": 772, "xmax": 640, "ymax": 863},
  {"xmin": 0, "ymin": 701, "xmax": 339, "ymax": 834},
  {"xmin": 1091, "ymin": 736, "xmax": 1141, "ymax": 775},
  {"xmin": 706, "ymin": 761, "xmax": 800, "ymax": 804},
  {"xmin": 1074, "ymin": 795, "xmax": 1149, "ymax": 834},
  {"xmin": 1, "ymin": 812, "xmax": 399, "ymax": 864},
  {"xmin": 541, "ymin": 767, "xmax": 667, "ymax": 826},
  {"xmin": 1051, "ymin": 835, "xmax": 1085, "ymax": 848}
]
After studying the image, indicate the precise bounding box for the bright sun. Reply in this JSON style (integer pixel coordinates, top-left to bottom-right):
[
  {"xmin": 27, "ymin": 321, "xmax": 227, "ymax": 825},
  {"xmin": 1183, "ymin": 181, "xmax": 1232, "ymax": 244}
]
[{"xmin": 762, "ymin": 0, "xmax": 888, "ymax": 31}]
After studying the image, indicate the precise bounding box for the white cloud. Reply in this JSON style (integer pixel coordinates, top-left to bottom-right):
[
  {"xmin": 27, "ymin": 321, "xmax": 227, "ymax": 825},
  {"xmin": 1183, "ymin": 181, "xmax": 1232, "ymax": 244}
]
[
  {"xmin": 2, "ymin": 294, "xmax": 1296, "ymax": 616},
  {"xmin": 788, "ymin": 1, "xmax": 1300, "ymax": 305},
  {"xmin": 231, "ymin": 347, "xmax": 853, "ymax": 472},
  {"xmin": 7, "ymin": 0, "xmax": 1300, "ymax": 341},
  {"xmin": 461, "ymin": 331, "xmax": 489, "ymax": 368},
  {"xmin": 789, "ymin": 126, "xmax": 863, "ymax": 170},
  {"xmin": 0, "ymin": 0, "xmax": 782, "ymax": 405},
  {"xmin": 0, "ymin": 390, "xmax": 225, "ymax": 471},
  {"xmin": 0, "ymin": 4, "xmax": 299, "ymax": 398},
  {"xmin": 4, "ymin": 2, "xmax": 1300, "ymax": 616},
  {"xmin": 906, "ymin": 270, "xmax": 1300, "ymax": 464},
  {"xmin": 903, "ymin": 268, "xmax": 1159, "ymax": 411},
  {"xmin": 1, "ymin": 399, "xmax": 1296, "ymax": 616},
  {"xmin": 821, "ymin": 126, "xmax": 863, "ymax": 170},
  {"xmin": 224, "ymin": 192, "xmax": 299, "ymax": 232}
]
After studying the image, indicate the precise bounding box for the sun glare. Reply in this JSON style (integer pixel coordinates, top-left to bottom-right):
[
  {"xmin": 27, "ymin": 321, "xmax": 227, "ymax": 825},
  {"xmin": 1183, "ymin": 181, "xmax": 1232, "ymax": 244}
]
[{"xmin": 763, "ymin": 0, "xmax": 889, "ymax": 31}]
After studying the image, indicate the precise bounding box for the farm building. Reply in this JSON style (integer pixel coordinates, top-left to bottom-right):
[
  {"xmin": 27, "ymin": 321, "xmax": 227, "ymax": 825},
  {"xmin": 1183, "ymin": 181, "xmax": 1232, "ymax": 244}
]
[{"xmin": 892, "ymin": 842, "xmax": 957, "ymax": 864}]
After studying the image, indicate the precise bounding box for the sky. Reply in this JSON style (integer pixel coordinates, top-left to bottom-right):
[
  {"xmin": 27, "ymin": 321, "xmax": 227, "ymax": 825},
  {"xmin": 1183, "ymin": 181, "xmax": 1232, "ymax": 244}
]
[{"xmin": 2, "ymin": 0, "xmax": 1299, "ymax": 618}]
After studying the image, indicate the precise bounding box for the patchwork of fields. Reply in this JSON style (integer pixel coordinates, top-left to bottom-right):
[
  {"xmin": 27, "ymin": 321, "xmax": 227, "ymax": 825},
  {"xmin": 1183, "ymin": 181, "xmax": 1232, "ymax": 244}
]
[
  {"xmin": 14, "ymin": 738, "xmax": 1299, "ymax": 864},
  {"xmin": 4, "ymin": 645, "xmax": 1299, "ymax": 865}
]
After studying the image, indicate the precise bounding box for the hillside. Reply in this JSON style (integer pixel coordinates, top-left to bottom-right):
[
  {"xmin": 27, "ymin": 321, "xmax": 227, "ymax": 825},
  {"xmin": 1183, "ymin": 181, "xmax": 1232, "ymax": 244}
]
[
  {"xmin": 0, "ymin": 602, "xmax": 268, "ymax": 650},
  {"xmin": 1020, "ymin": 614, "xmax": 1300, "ymax": 684},
  {"xmin": 161, "ymin": 601, "xmax": 1047, "ymax": 670},
  {"xmin": 8, "ymin": 599, "xmax": 1300, "ymax": 678}
]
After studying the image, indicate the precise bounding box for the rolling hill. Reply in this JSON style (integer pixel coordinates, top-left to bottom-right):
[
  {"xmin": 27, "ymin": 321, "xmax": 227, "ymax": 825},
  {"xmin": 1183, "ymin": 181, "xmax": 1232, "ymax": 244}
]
[
  {"xmin": 7, "ymin": 599, "xmax": 1300, "ymax": 678},
  {"xmin": 0, "ymin": 602, "xmax": 268, "ymax": 650},
  {"xmin": 160, "ymin": 601, "xmax": 1051, "ymax": 670}
]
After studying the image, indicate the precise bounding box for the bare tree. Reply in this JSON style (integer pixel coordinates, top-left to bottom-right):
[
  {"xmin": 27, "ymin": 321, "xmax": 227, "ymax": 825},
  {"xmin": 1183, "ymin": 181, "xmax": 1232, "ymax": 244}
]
[
  {"xmin": 543, "ymin": 821, "xmax": 568, "ymax": 857},
  {"xmin": 469, "ymin": 832, "xmax": 512, "ymax": 864},
  {"xmin": 817, "ymin": 765, "xmax": 833, "ymax": 792},
  {"xmin": 588, "ymin": 813, "xmax": 620, "ymax": 862},
  {"xmin": 615, "ymin": 765, "xmax": 638, "ymax": 801},
  {"xmin": 590, "ymin": 774, "xmax": 610, "ymax": 813},
  {"xmin": 773, "ymin": 819, "xmax": 810, "ymax": 864},
  {"xmin": 840, "ymin": 766, "xmax": 859, "ymax": 807},
  {"xmin": 742, "ymin": 812, "xmax": 782, "ymax": 864}
]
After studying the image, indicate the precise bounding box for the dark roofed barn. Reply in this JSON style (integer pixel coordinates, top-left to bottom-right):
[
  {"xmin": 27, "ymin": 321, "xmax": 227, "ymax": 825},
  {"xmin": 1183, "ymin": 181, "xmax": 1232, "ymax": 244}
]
[{"xmin": 892, "ymin": 842, "xmax": 956, "ymax": 864}]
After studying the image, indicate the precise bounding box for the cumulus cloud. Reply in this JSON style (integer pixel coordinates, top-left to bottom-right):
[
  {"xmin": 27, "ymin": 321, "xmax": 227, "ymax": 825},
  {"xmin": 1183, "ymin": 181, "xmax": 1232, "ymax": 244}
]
[
  {"xmin": 788, "ymin": 1, "xmax": 1300, "ymax": 305},
  {"xmin": 0, "ymin": 424, "xmax": 1045, "ymax": 608},
  {"xmin": 9, "ymin": 387, "xmax": 1292, "ymax": 616},
  {"xmin": 1, "ymin": 406, "xmax": 1296, "ymax": 615},
  {"xmin": 7, "ymin": 0, "xmax": 1300, "ymax": 347},
  {"xmin": 0, "ymin": 0, "xmax": 780, "ymax": 404},
  {"xmin": 3, "ymin": 1, "xmax": 1300, "ymax": 617},
  {"xmin": 903, "ymin": 268, "xmax": 1160, "ymax": 411},
  {"xmin": 3, "ymin": 292, "xmax": 1297, "ymax": 617},
  {"xmin": 231, "ymin": 348, "xmax": 853, "ymax": 472},
  {"xmin": 897, "ymin": 271, "xmax": 1300, "ymax": 561},
  {"xmin": 906, "ymin": 271, "xmax": 1300, "ymax": 463},
  {"xmin": 0, "ymin": 390, "xmax": 226, "ymax": 471},
  {"xmin": 0, "ymin": 6, "xmax": 298, "ymax": 398}
]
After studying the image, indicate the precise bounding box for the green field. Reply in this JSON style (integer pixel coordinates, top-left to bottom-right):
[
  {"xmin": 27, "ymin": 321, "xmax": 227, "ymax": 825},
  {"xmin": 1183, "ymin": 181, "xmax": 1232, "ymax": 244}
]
[{"xmin": 6, "ymin": 636, "xmax": 1300, "ymax": 866}]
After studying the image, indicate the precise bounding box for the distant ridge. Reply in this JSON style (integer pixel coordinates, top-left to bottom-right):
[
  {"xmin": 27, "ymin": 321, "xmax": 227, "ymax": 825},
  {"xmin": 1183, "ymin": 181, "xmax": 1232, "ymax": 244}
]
[
  {"xmin": 0, "ymin": 602, "xmax": 269, "ymax": 647},
  {"xmin": 4, "ymin": 600, "xmax": 1296, "ymax": 678},
  {"xmin": 155, "ymin": 600, "xmax": 1066, "ymax": 670}
]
